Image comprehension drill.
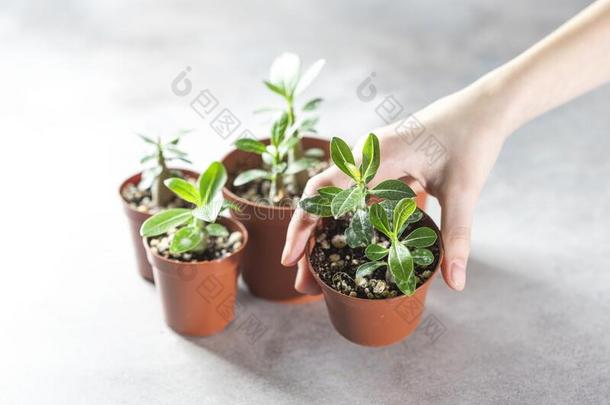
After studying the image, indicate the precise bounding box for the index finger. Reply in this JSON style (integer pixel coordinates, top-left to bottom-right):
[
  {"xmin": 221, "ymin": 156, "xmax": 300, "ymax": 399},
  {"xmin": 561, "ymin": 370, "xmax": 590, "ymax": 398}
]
[{"xmin": 281, "ymin": 167, "xmax": 343, "ymax": 266}]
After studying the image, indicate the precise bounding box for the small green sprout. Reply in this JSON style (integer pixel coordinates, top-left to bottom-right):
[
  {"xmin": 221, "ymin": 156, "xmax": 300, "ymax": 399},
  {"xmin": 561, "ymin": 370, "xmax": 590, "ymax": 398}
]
[
  {"xmin": 300, "ymin": 133, "xmax": 417, "ymax": 248},
  {"xmin": 140, "ymin": 162, "xmax": 232, "ymax": 255},
  {"xmin": 233, "ymin": 113, "xmax": 320, "ymax": 203},
  {"xmin": 360, "ymin": 198, "xmax": 437, "ymax": 295},
  {"xmin": 261, "ymin": 52, "xmax": 326, "ymax": 135},
  {"xmin": 299, "ymin": 133, "xmax": 438, "ymax": 296},
  {"xmin": 233, "ymin": 53, "xmax": 326, "ymax": 202},
  {"xmin": 138, "ymin": 130, "xmax": 192, "ymax": 207}
]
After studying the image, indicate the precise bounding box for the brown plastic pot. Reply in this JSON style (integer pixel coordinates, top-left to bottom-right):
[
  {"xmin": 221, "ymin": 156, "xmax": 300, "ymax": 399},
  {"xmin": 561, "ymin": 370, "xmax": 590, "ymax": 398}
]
[
  {"xmin": 222, "ymin": 137, "xmax": 330, "ymax": 303},
  {"xmin": 119, "ymin": 169, "xmax": 199, "ymax": 283},
  {"xmin": 307, "ymin": 211, "xmax": 443, "ymax": 347},
  {"xmin": 143, "ymin": 216, "xmax": 248, "ymax": 336}
]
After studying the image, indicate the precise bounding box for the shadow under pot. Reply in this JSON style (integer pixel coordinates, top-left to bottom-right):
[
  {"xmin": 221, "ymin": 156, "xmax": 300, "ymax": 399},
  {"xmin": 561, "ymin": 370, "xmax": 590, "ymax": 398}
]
[
  {"xmin": 307, "ymin": 210, "xmax": 443, "ymax": 347},
  {"xmin": 143, "ymin": 216, "xmax": 248, "ymax": 336},
  {"xmin": 119, "ymin": 169, "xmax": 199, "ymax": 283}
]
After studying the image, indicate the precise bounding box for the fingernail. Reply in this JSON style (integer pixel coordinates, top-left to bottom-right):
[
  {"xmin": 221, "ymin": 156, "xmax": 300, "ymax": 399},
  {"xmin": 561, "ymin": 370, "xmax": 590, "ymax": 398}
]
[
  {"xmin": 450, "ymin": 260, "xmax": 466, "ymax": 291},
  {"xmin": 281, "ymin": 244, "xmax": 291, "ymax": 266}
]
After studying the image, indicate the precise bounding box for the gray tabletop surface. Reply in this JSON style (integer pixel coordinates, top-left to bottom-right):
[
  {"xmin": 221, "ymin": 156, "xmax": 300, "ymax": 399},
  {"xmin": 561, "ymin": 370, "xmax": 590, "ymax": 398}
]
[{"xmin": 1, "ymin": 0, "xmax": 608, "ymax": 404}]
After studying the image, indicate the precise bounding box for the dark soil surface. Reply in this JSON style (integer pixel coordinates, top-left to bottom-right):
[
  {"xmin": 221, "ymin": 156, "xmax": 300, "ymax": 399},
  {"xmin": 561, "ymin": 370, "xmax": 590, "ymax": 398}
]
[
  {"xmin": 230, "ymin": 177, "xmax": 299, "ymax": 208},
  {"xmin": 122, "ymin": 170, "xmax": 194, "ymax": 213},
  {"xmin": 310, "ymin": 216, "xmax": 441, "ymax": 299},
  {"xmin": 229, "ymin": 160, "xmax": 328, "ymax": 207},
  {"xmin": 148, "ymin": 230, "xmax": 243, "ymax": 262}
]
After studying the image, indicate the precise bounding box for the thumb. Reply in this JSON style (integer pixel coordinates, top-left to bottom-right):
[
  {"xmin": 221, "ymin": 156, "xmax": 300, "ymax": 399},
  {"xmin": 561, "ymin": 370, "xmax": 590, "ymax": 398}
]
[
  {"xmin": 439, "ymin": 192, "xmax": 476, "ymax": 291},
  {"xmin": 281, "ymin": 167, "xmax": 344, "ymax": 266}
]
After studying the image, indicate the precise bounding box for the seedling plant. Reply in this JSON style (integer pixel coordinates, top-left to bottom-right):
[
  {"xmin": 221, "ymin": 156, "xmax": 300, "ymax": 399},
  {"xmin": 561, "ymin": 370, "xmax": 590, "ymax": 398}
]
[
  {"xmin": 140, "ymin": 162, "xmax": 233, "ymax": 255},
  {"xmin": 138, "ymin": 130, "xmax": 192, "ymax": 207},
  {"xmin": 299, "ymin": 133, "xmax": 438, "ymax": 296},
  {"xmin": 233, "ymin": 53, "xmax": 327, "ymax": 203}
]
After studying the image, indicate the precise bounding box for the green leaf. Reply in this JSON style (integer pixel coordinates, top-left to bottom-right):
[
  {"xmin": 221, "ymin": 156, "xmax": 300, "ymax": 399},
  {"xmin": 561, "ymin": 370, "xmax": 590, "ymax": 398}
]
[
  {"xmin": 233, "ymin": 169, "xmax": 270, "ymax": 187},
  {"xmin": 285, "ymin": 158, "xmax": 316, "ymax": 174},
  {"xmin": 368, "ymin": 203, "xmax": 393, "ymax": 238},
  {"xmin": 266, "ymin": 144, "xmax": 278, "ymax": 157},
  {"xmin": 263, "ymin": 80, "xmax": 286, "ymax": 97},
  {"xmin": 345, "ymin": 163, "xmax": 361, "ymax": 181},
  {"xmin": 138, "ymin": 167, "xmax": 161, "ymax": 190},
  {"xmin": 294, "ymin": 59, "xmax": 325, "ymax": 96},
  {"xmin": 331, "ymin": 186, "xmax": 365, "ymax": 218},
  {"xmin": 318, "ymin": 186, "xmax": 342, "ymax": 199},
  {"xmin": 360, "ymin": 133, "xmax": 380, "ymax": 184},
  {"xmin": 165, "ymin": 146, "xmax": 188, "ymax": 157},
  {"xmin": 379, "ymin": 199, "xmax": 398, "ymax": 219},
  {"xmin": 398, "ymin": 208, "xmax": 424, "ymax": 236},
  {"xmin": 407, "ymin": 208, "xmax": 424, "ymax": 224},
  {"xmin": 234, "ymin": 138, "xmax": 267, "ymax": 154},
  {"xmin": 349, "ymin": 209, "xmax": 373, "ymax": 247},
  {"xmin": 412, "ymin": 248, "xmax": 434, "ymax": 267},
  {"xmin": 302, "ymin": 97, "xmax": 323, "ymax": 111},
  {"xmin": 355, "ymin": 261, "xmax": 387, "ymax": 279},
  {"xmin": 193, "ymin": 194, "xmax": 224, "ymax": 222},
  {"xmin": 206, "ymin": 223, "xmax": 229, "ymax": 237},
  {"xmin": 278, "ymin": 135, "xmax": 300, "ymax": 157},
  {"xmin": 402, "ymin": 227, "xmax": 438, "ymax": 248},
  {"xmin": 272, "ymin": 162, "xmax": 287, "ymax": 174},
  {"xmin": 140, "ymin": 154, "xmax": 156, "ymax": 164},
  {"xmin": 304, "ymin": 148, "xmax": 325, "ymax": 158},
  {"xmin": 369, "ymin": 180, "xmax": 416, "ymax": 200},
  {"xmin": 164, "ymin": 177, "xmax": 200, "ymax": 205},
  {"xmin": 140, "ymin": 208, "xmax": 192, "ymax": 237},
  {"xmin": 365, "ymin": 244, "xmax": 389, "ymax": 261},
  {"xmin": 345, "ymin": 226, "xmax": 360, "ymax": 248},
  {"xmin": 198, "ymin": 162, "xmax": 228, "ymax": 206},
  {"xmin": 300, "ymin": 117, "xmax": 319, "ymax": 131},
  {"xmin": 380, "ymin": 199, "xmax": 416, "ymax": 234},
  {"xmin": 269, "ymin": 52, "xmax": 301, "ymax": 95},
  {"xmin": 271, "ymin": 112, "xmax": 289, "ymax": 146},
  {"xmin": 284, "ymin": 118, "xmax": 301, "ymax": 138},
  {"xmin": 388, "ymin": 243, "xmax": 416, "ymax": 296},
  {"xmin": 137, "ymin": 133, "xmax": 157, "ymax": 145},
  {"xmin": 330, "ymin": 137, "xmax": 357, "ymax": 180},
  {"xmin": 170, "ymin": 226, "xmax": 203, "ymax": 254},
  {"xmin": 253, "ymin": 107, "xmax": 281, "ymax": 114},
  {"xmin": 166, "ymin": 156, "xmax": 193, "ymax": 165},
  {"xmin": 392, "ymin": 198, "xmax": 417, "ymax": 234},
  {"xmin": 222, "ymin": 200, "xmax": 241, "ymax": 212},
  {"xmin": 262, "ymin": 152, "xmax": 274, "ymax": 166},
  {"xmin": 166, "ymin": 129, "xmax": 191, "ymax": 145},
  {"xmin": 299, "ymin": 195, "xmax": 332, "ymax": 217}
]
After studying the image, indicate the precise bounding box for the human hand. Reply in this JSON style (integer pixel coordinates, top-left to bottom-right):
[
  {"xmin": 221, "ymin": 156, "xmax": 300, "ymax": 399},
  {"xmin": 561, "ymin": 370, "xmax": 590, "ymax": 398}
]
[
  {"xmin": 281, "ymin": 0, "xmax": 610, "ymax": 294},
  {"xmin": 281, "ymin": 81, "xmax": 515, "ymax": 293}
]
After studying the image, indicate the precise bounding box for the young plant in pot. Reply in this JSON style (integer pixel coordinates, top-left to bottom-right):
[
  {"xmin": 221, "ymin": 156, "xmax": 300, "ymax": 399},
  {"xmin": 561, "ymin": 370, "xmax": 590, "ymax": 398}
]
[
  {"xmin": 222, "ymin": 52, "xmax": 331, "ymax": 303},
  {"xmin": 140, "ymin": 162, "xmax": 248, "ymax": 336},
  {"xmin": 300, "ymin": 133, "xmax": 443, "ymax": 346},
  {"xmin": 119, "ymin": 131, "xmax": 199, "ymax": 282}
]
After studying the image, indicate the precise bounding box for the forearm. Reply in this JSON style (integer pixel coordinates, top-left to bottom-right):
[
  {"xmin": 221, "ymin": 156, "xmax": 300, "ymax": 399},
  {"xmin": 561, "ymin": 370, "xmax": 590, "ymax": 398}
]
[{"xmin": 477, "ymin": 0, "xmax": 610, "ymax": 133}]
